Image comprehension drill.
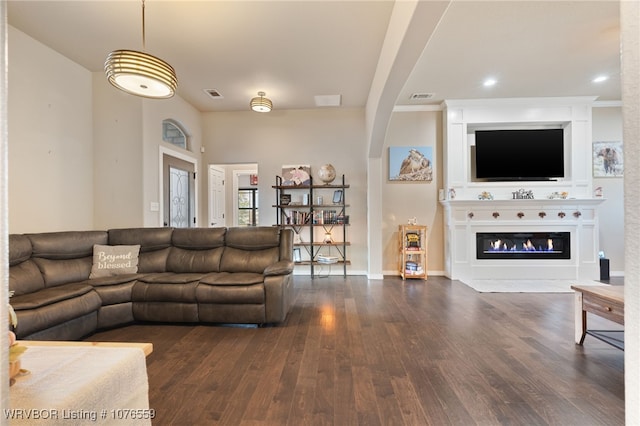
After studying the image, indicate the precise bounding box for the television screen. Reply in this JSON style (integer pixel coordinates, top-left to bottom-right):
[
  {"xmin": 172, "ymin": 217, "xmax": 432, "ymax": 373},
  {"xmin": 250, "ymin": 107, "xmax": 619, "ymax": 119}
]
[{"xmin": 474, "ymin": 129, "xmax": 564, "ymax": 181}]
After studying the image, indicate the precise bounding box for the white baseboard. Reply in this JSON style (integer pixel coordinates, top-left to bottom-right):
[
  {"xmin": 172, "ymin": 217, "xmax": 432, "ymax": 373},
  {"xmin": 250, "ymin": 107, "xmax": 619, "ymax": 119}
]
[{"xmin": 382, "ymin": 269, "xmax": 446, "ymax": 277}]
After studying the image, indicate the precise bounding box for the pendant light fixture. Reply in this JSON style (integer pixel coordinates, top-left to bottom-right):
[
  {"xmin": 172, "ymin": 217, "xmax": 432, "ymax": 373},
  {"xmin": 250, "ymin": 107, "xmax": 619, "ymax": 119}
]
[
  {"xmin": 250, "ymin": 91, "xmax": 273, "ymax": 112},
  {"xmin": 104, "ymin": 0, "xmax": 177, "ymax": 99}
]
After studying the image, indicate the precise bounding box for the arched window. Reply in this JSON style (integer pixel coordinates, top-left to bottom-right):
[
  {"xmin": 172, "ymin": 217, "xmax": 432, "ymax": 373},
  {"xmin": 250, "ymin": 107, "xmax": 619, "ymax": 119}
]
[{"xmin": 162, "ymin": 119, "xmax": 189, "ymax": 151}]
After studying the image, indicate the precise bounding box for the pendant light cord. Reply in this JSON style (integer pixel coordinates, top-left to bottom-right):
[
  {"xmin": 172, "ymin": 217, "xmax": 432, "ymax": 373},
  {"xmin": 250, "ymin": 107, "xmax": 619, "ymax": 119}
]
[{"xmin": 141, "ymin": 0, "xmax": 146, "ymax": 51}]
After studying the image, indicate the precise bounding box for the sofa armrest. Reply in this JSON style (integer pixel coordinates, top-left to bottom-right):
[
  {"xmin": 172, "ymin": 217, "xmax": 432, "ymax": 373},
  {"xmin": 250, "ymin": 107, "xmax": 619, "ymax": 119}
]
[{"xmin": 264, "ymin": 260, "xmax": 294, "ymax": 276}]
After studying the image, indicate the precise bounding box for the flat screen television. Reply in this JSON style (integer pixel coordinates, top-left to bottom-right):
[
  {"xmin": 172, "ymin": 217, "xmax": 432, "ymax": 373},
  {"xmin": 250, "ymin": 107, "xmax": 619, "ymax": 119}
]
[{"xmin": 474, "ymin": 129, "xmax": 564, "ymax": 181}]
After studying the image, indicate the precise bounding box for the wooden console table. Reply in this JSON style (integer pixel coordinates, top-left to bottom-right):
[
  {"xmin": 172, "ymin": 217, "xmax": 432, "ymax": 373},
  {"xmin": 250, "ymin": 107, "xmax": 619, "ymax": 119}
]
[
  {"xmin": 571, "ymin": 285, "xmax": 624, "ymax": 350},
  {"xmin": 20, "ymin": 340, "xmax": 153, "ymax": 356}
]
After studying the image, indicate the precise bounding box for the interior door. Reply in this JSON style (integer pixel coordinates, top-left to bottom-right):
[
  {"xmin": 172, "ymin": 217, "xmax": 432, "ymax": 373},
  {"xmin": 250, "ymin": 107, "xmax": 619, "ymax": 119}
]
[
  {"xmin": 208, "ymin": 165, "xmax": 225, "ymax": 227},
  {"xmin": 163, "ymin": 154, "xmax": 196, "ymax": 227}
]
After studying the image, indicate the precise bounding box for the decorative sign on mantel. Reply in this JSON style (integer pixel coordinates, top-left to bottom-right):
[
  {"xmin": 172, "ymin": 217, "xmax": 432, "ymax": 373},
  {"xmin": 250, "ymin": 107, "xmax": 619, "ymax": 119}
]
[{"xmin": 512, "ymin": 188, "xmax": 534, "ymax": 200}]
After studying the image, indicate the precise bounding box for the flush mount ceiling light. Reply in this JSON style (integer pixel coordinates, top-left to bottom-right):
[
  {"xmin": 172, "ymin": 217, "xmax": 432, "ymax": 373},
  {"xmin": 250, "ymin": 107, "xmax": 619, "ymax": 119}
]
[
  {"xmin": 592, "ymin": 75, "xmax": 609, "ymax": 83},
  {"xmin": 483, "ymin": 78, "xmax": 497, "ymax": 87},
  {"xmin": 250, "ymin": 91, "xmax": 273, "ymax": 112},
  {"xmin": 104, "ymin": 0, "xmax": 177, "ymax": 99}
]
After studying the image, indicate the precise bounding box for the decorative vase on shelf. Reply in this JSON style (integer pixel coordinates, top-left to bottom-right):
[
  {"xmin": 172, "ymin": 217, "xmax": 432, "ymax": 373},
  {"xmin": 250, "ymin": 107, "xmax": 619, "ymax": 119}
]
[{"xmin": 317, "ymin": 164, "xmax": 336, "ymax": 184}]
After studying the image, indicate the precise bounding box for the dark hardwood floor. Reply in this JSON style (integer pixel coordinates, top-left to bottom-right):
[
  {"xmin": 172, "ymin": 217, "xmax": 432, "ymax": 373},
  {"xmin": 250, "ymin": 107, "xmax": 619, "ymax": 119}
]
[{"xmin": 89, "ymin": 276, "xmax": 624, "ymax": 425}]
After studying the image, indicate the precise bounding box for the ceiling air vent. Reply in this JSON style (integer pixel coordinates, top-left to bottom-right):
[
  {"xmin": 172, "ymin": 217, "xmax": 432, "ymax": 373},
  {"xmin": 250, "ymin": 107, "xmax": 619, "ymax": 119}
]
[
  {"xmin": 410, "ymin": 92, "xmax": 435, "ymax": 100},
  {"xmin": 204, "ymin": 89, "xmax": 224, "ymax": 99}
]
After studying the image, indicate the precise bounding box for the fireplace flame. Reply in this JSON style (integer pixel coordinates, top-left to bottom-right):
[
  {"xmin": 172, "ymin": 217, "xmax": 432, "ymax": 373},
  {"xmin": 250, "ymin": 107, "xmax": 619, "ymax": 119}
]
[
  {"xmin": 479, "ymin": 232, "xmax": 568, "ymax": 258},
  {"xmin": 488, "ymin": 238, "xmax": 558, "ymax": 253}
]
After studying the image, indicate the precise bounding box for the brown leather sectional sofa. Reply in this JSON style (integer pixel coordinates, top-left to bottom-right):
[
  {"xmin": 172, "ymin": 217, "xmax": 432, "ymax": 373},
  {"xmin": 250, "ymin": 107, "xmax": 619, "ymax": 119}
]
[{"xmin": 8, "ymin": 226, "xmax": 294, "ymax": 340}]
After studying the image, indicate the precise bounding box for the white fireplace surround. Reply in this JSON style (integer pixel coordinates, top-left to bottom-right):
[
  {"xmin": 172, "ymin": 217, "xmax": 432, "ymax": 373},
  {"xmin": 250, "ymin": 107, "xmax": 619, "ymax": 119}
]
[
  {"xmin": 441, "ymin": 199, "xmax": 603, "ymax": 281},
  {"xmin": 441, "ymin": 97, "xmax": 603, "ymax": 281}
]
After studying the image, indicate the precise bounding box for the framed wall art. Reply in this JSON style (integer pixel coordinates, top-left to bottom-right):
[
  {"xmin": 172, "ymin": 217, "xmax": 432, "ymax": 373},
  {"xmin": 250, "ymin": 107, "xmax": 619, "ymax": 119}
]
[
  {"xmin": 281, "ymin": 165, "xmax": 311, "ymax": 186},
  {"xmin": 593, "ymin": 141, "xmax": 623, "ymax": 177},
  {"xmin": 389, "ymin": 146, "xmax": 433, "ymax": 181}
]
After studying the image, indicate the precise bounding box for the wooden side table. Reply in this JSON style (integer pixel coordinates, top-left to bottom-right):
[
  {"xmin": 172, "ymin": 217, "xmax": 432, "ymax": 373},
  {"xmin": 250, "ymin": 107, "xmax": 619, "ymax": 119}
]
[{"xmin": 571, "ymin": 285, "xmax": 624, "ymax": 350}]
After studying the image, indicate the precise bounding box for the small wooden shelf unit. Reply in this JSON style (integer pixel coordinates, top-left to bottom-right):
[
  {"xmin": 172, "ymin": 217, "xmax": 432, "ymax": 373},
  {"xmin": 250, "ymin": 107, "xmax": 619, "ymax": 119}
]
[{"xmin": 399, "ymin": 224, "xmax": 427, "ymax": 280}]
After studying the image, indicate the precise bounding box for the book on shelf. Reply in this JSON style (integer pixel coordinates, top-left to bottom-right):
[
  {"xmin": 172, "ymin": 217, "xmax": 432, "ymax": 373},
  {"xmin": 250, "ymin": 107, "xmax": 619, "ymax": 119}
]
[
  {"xmin": 312, "ymin": 210, "xmax": 340, "ymax": 225},
  {"xmin": 285, "ymin": 210, "xmax": 310, "ymax": 225},
  {"xmin": 317, "ymin": 254, "xmax": 339, "ymax": 264},
  {"xmin": 405, "ymin": 261, "xmax": 418, "ymax": 270}
]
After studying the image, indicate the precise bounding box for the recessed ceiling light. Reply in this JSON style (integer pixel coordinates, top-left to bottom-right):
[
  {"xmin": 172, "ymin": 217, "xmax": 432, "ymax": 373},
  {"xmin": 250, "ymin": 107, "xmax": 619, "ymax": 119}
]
[
  {"xmin": 593, "ymin": 75, "xmax": 608, "ymax": 83},
  {"xmin": 483, "ymin": 78, "xmax": 497, "ymax": 87}
]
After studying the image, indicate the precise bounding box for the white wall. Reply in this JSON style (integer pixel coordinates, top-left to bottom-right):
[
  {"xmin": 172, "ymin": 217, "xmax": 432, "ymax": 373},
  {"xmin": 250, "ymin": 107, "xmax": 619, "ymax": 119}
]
[
  {"xmin": 142, "ymin": 96, "xmax": 203, "ymax": 227},
  {"xmin": 8, "ymin": 26, "xmax": 94, "ymax": 233},
  {"xmin": 202, "ymin": 108, "xmax": 369, "ymax": 274},
  {"xmin": 382, "ymin": 110, "xmax": 444, "ymax": 275},
  {"xmin": 93, "ymin": 74, "xmax": 203, "ymax": 229},
  {"xmin": 592, "ymin": 106, "xmax": 624, "ymax": 275},
  {"xmin": 92, "ymin": 73, "xmax": 144, "ymax": 229},
  {"xmin": 10, "ymin": 24, "xmax": 204, "ymax": 232}
]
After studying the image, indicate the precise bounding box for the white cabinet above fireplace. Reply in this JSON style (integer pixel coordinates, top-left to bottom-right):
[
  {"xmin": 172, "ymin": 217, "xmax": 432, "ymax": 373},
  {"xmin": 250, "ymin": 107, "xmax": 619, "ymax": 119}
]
[{"xmin": 442, "ymin": 96, "xmax": 598, "ymax": 201}]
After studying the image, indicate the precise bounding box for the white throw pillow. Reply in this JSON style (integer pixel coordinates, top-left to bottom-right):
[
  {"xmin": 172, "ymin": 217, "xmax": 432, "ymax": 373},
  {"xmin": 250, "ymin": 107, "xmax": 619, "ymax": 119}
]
[{"xmin": 89, "ymin": 244, "xmax": 140, "ymax": 279}]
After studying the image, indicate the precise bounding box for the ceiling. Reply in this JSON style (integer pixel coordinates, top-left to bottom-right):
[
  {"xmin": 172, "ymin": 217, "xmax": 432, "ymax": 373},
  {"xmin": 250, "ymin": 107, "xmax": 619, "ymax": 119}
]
[{"xmin": 7, "ymin": 1, "xmax": 621, "ymax": 113}]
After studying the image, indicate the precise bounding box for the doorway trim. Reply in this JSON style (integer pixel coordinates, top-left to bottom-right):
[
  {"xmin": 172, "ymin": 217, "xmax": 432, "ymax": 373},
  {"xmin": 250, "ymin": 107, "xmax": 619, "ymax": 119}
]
[
  {"xmin": 232, "ymin": 168, "xmax": 258, "ymax": 226},
  {"xmin": 159, "ymin": 146, "xmax": 199, "ymax": 227}
]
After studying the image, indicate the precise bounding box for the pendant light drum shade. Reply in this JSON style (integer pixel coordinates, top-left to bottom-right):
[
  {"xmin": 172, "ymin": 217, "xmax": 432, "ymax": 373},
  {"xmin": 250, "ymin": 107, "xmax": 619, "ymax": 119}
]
[
  {"xmin": 105, "ymin": 49, "xmax": 177, "ymax": 98},
  {"xmin": 250, "ymin": 91, "xmax": 273, "ymax": 112}
]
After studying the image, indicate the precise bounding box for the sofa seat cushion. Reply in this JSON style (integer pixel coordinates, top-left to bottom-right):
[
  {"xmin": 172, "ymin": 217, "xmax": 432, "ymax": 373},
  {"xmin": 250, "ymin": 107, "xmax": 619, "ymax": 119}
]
[
  {"xmin": 132, "ymin": 273, "xmax": 204, "ymax": 303},
  {"xmin": 200, "ymin": 272, "xmax": 264, "ymax": 285},
  {"xmin": 11, "ymin": 286, "xmax": 102, "ymax": 338},
  {"xmin": 197, "ymin": 272, "xmax": 265, "ymax": 304},
  {"xmin": 11, "ymin": 283, "xmax": 95, "ymax": 311},
  {"xmin": 87, "ymin": 273, "xmax": 144, "ymax": 287},
  {"xmin": 88, "ymin": 274, "xmax": 140, "ymax": 306},
  {"xmin": 137, "ymin": 272, "xmax": 207, "ymax": 284}
]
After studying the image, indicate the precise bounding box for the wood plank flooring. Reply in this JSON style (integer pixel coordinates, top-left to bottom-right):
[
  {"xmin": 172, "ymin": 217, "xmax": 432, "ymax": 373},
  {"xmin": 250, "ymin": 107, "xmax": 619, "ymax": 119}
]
[{"xmin": 89, "ymin": 276, "xmax": 625, "ymax": 425}]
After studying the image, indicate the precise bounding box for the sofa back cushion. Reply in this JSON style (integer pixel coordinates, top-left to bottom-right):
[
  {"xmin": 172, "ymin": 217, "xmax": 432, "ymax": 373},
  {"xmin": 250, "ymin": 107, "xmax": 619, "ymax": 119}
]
[
  {"xmin": 167, "ymin": 247, "xmax": 224, "ymax": 273},
  {"xmin": 220, "ymin": 246, "xmax": 280, "ymax": 274},
  {"xmin": 9, "ymin": 234, "xmax": 45, "ymax": 296},
  {"xmin": 220, "ymin": 227, "xmax": 282, "ymax": 274},
  {"xmin": 27, "ymin": 231, "xmax": 108, "ymax": 288},
  {"xmin": 166, "ymin": 228, "xmax": 226, "ymax": 273},
  {"xmin": 9, "ymin": 234, "xmax": 32, "ymax": 266},
  {"xmin": 108, "ymin": 227, "xmax": 173, "ymax": 273},
  {"xmin": 225, "ymin": 227, "xmax": 280, "ymax": 250},
  {"xmin": 172, "ymin": 227, "xmax": 226, "ymax": 249},
  {"xmin": 27, "ymin": 231, "xmax": 107, "ymax": 259}
]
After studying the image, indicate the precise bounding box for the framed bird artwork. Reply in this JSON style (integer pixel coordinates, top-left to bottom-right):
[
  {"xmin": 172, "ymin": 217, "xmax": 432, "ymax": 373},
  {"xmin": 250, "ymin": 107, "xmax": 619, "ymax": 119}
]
[{"xmin": 389, "ymin": 146, "xmax": 433, "ymax": 181}]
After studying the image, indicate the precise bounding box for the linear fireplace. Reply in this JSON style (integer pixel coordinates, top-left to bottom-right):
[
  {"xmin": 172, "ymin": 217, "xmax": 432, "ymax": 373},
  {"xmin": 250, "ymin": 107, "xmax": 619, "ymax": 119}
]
[{"xmin": 476, "ymin": 232, "xmax": 571, "ymax": 260}]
